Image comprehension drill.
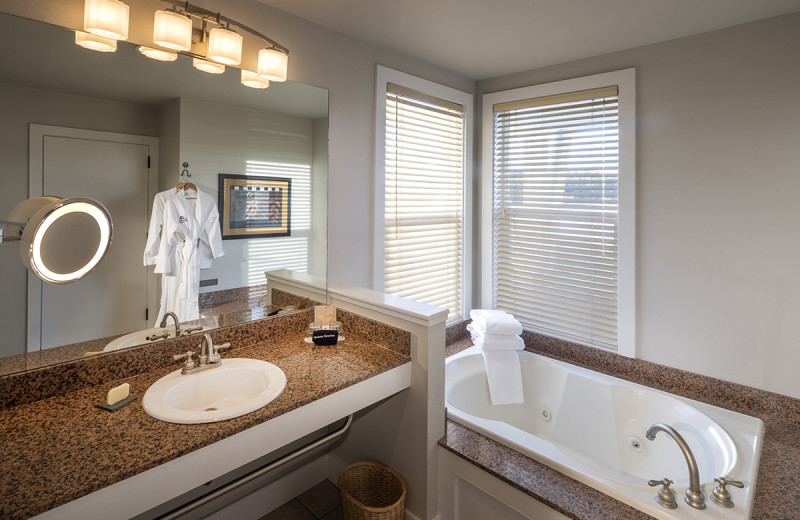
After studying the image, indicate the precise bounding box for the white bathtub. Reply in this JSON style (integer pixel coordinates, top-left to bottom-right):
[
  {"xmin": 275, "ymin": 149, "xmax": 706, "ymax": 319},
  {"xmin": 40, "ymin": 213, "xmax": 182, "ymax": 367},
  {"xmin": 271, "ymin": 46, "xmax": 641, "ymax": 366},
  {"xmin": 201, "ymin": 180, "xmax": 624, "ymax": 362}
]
[{"xmin": 445, "ymin": 347, "xmax": 764, "ymax": 520}]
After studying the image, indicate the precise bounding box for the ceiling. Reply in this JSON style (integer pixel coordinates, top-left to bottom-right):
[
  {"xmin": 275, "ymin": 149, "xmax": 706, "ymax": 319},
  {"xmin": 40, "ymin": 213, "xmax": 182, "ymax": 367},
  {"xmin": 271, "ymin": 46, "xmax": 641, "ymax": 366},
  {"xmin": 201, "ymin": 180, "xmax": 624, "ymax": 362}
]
[{"xmin": 257, "ymin": 0, "xmax": 800, "ymax": 80}]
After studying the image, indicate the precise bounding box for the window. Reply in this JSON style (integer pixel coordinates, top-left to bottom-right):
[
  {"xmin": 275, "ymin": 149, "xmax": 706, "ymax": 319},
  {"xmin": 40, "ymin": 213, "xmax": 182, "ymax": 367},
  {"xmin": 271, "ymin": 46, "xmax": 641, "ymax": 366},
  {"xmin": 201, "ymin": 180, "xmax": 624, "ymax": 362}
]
[
  {"xmin": 375, "ymin": 66, "xmax": 473, "ymax": 322},
  {"xmin": 482, "ymin": 69, "xmax": 635, "ymax": 355}
]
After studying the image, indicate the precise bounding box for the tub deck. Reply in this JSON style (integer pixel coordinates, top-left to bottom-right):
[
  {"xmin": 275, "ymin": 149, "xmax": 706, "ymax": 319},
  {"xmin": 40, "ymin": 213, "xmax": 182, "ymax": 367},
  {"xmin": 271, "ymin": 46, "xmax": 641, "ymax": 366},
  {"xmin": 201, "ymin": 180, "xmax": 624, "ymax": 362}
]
[{"xmin": 441, "ymin": 328, "xmax": 800, "ymax": 520}]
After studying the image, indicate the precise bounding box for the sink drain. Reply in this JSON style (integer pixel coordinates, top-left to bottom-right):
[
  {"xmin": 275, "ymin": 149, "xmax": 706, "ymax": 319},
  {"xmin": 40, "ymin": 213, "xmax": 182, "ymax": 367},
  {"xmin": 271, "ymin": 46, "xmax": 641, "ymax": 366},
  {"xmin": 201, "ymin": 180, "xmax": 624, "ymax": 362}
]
[{"xmin": 204, "ymin": 407, "xmax": 218, "ymax": 412}]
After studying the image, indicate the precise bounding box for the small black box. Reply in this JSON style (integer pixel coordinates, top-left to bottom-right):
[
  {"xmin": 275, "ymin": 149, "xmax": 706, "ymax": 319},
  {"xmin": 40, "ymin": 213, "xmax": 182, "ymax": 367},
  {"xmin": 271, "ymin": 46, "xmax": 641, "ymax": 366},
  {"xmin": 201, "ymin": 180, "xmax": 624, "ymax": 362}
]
[{"xmin": 312, "ymin": 330, "xmax": 339, "ymax": 345}]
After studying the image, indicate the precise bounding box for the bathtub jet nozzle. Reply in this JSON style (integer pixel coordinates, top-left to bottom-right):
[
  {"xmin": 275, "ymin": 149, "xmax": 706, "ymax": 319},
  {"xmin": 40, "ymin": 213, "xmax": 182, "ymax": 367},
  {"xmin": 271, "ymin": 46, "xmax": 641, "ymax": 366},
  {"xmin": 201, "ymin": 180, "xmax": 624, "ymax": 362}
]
[{"xmin": 646, "ymin": 422, "xmax": 706, "ymax": 510}]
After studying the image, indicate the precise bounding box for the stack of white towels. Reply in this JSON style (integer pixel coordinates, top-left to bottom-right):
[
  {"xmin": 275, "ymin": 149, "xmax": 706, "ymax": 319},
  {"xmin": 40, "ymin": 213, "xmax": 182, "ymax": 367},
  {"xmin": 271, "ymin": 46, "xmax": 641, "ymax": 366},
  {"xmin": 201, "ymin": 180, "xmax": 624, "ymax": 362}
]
[{"xmin": 468, "ymin": 309, "xmax": 525, "ymax": 405}]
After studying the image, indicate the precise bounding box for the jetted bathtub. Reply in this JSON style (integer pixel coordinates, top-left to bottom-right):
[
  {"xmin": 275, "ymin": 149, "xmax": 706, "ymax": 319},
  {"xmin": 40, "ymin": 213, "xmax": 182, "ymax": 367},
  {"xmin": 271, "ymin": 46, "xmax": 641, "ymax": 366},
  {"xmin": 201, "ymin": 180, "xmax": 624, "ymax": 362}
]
[{"xmin": 445, "ymin": 347, "xmax": 764, "ymax": 520}]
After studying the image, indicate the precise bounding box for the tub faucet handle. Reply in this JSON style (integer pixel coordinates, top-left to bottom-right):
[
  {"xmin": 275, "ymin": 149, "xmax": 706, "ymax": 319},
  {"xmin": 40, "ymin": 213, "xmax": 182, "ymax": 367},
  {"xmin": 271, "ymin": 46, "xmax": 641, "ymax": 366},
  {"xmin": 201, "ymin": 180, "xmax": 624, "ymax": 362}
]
[
  {"xmin": 648, "ymin": 478, "xmax": 678, "ymax": 509},
  {"xmin": 711, "ymin": 477, "xmax": 744, "ymax": 508}
]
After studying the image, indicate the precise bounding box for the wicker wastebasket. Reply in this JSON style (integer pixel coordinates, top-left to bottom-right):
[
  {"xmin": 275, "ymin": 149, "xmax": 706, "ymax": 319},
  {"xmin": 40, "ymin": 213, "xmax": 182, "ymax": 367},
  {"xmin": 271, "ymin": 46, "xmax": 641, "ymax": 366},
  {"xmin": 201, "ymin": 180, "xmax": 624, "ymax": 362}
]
[{"xmin": 339, "ymin": 462, "xmax": 407, "ymax": 520}]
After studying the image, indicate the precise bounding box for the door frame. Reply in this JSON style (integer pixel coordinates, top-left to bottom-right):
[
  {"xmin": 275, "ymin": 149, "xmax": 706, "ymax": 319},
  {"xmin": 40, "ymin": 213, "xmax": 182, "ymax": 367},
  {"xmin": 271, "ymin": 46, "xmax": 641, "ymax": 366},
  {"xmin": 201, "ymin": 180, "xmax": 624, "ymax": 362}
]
[{"xmin": 28, "ymin": 124, "xmax": 159, "ymax": 351}]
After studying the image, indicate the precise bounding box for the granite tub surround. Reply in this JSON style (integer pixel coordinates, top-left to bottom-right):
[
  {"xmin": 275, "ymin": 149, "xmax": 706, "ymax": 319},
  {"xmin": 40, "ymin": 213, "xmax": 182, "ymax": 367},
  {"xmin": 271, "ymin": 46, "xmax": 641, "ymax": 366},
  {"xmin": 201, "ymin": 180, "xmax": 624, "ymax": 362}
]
[
  {"xmin": 0, "ymin": 316, "xmax": 411, "ymax": 519},
  {"xmin": 441, "ymin": 321, "xmax": 800, "ymax": 520},
  {"xmin": 439, "ymin": 420, "xmax": 650, "ymax": 520}
]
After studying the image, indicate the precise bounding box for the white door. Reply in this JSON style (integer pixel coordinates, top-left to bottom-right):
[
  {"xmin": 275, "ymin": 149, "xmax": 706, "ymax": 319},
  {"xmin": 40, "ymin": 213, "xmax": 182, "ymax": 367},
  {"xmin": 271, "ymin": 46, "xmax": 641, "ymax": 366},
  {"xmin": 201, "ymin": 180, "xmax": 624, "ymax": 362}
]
[{"xmin": 28, "ymin": 125, "xmax": 158, "ymax": 350}]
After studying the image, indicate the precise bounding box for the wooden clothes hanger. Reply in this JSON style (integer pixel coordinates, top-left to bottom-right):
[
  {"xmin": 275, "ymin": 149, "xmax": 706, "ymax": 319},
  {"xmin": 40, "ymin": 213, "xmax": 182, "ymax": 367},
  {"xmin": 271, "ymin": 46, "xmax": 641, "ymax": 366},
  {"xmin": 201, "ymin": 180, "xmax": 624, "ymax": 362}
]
[{"xmin": 176, "ymin": 162, "xmax": 198, "ymax": 199}]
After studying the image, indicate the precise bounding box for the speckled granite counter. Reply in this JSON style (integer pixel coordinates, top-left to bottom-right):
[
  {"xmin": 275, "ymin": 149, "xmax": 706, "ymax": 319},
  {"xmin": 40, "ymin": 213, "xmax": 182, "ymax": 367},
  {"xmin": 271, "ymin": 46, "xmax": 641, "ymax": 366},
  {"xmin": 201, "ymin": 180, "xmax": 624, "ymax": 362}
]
[
  {"xmin": 0, "ymin": 313, "xmax": 410, "ymax": 520},
  {"xmin": 440, "ymin": 323, "xmax": 800, "ymax": 520}
]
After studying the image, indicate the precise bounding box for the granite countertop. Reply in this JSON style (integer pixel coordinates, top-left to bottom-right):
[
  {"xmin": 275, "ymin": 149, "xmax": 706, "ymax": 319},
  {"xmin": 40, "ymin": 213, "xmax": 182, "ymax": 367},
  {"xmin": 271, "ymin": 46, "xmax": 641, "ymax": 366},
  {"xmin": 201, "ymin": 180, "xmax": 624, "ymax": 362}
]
[
  {"xmin": 440, "ymin": 327, "xmax": 800, "ymax": 520},
  {"xmin": 0, "ymin": 330, "xmax": 410, "ymax": 520}
]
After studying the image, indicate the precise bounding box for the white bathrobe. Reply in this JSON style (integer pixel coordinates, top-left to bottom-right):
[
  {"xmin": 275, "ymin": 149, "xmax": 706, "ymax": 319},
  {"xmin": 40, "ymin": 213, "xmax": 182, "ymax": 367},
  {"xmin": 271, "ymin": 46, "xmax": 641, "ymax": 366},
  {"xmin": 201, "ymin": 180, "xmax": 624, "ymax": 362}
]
[
  {"xmin": 143, "ymin": 187, "xmax": 177, "ymax": 267},
  {"xmin": 154, "ymin": 188, "xmax": 224, "ymax": 322}
]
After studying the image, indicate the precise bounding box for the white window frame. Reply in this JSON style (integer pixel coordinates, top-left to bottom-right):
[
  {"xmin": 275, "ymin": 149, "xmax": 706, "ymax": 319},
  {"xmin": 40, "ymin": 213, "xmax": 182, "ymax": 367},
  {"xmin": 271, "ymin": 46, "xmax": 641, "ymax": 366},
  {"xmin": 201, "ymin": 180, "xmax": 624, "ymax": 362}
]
[
  {"xmin": 481, "ymin": 68, "xmax": 636, "ymax": 357},
  {"xmin": 373, "ymin": 65, "xmax": 474, "ymax": 320}
]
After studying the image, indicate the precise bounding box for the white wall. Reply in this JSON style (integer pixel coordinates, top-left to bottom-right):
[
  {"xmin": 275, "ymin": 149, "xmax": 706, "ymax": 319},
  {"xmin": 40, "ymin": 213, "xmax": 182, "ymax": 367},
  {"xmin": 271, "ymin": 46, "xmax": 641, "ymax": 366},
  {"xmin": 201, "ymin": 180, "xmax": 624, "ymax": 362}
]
[
  {"xmin": 477, "ymin": 12, "xmax": 800, "ymax": 398},
  {"xmin": 177, "ymin": 97, "xmax": 319, "ymax": 291},
  {"xmin": 0, "ymin": 81, "xmax": 158, "ymax": 357}
]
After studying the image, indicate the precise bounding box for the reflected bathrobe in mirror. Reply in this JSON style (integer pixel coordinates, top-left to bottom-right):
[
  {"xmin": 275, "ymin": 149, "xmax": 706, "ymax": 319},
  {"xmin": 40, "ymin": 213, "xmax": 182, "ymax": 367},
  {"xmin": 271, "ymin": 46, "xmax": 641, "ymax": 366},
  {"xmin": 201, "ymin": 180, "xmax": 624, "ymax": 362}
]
[{"xmin": 154, "ymin": 188, "xmax": 224, "ymax": 322}]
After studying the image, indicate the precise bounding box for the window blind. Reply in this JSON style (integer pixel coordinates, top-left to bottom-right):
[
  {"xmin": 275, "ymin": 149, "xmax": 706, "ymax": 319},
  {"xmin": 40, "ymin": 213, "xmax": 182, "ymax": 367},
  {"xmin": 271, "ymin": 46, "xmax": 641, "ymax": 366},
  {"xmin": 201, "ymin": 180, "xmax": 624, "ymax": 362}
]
[
  {"xmin": 384, "ymin": 83, "xmax": 465, "ymax": 321},
  {"xmin": 492, "ymin": 86, "xmax": 620, "ymax": 349}
]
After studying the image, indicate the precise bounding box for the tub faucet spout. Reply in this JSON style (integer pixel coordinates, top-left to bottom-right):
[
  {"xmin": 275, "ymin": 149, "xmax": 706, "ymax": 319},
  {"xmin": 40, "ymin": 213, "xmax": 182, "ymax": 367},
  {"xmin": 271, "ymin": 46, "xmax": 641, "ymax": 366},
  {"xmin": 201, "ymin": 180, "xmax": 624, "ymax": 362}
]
[{"xmin": 646, "ymin": 422, "xmax": 705, "ymax": 509}]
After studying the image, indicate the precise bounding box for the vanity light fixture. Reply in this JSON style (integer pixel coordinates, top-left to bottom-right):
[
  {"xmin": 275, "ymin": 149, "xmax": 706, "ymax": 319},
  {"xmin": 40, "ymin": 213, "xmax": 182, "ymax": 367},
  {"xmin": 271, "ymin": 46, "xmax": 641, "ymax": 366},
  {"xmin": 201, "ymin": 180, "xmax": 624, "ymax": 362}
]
[
  {"xmin": 83, "ymin": 0, "xmax": 129, "ymax": 41},
  {"xmin": 257, "ymin": 47, "xmax": 288, "ymax": 82},
  {"xmin": 75, "ymin": 31, "xmax": 117, "ymax": 52},
  {"xmin": 241, "ymin": 70, "xmax": 269, "ymax": 89},
  {"xmin": 138, "ymin": 46, "xmax": 178, "ymax": 62},
  {"xmin": 153, "ymin": 9, "xmax": 192, "ymax": 51},
  {"xmin": 208, "ymin": 26, "xmax": 243, "ymax": 66},
  {"xmin": 78, "ymin": 1, "xmax": 290, "ymax": 86},
  {"xmin": 193, "ymin": 58, "xmax": 225, "ymax": 74}
]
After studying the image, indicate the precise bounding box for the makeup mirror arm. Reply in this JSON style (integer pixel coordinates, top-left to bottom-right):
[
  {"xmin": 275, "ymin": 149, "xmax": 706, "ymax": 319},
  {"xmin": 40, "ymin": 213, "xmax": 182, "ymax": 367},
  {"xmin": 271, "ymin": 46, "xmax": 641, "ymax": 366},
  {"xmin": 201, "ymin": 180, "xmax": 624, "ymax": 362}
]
[{"xmin": 0, "ymin": 221, "xmax": 24, "ymax": 244}]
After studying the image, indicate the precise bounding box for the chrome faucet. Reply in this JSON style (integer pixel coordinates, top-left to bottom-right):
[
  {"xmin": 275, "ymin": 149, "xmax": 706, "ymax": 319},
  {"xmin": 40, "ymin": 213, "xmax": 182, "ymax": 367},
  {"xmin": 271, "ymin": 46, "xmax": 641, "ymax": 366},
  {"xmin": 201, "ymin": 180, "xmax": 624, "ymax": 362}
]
[
  {"xmin": 159, "ymin": 312, "xmax": 181, "ymax": 338},
  {"xmin": 646, "ymin": 422, "xmax": 706, "ymax": 509}
]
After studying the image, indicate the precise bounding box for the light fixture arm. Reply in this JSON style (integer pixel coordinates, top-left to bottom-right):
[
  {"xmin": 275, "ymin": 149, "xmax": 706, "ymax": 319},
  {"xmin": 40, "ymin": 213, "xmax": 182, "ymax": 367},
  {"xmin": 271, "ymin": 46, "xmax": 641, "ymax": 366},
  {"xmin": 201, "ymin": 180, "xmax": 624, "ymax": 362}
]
[{"xmin": 164, "ymin": 1, "xmax": 289, "ymax": 55}]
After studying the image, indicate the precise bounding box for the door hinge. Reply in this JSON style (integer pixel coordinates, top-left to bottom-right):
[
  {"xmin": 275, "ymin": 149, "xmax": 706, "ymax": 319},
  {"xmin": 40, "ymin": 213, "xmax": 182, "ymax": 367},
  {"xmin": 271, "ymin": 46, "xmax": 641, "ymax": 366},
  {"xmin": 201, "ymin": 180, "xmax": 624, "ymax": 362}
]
[
  {"xmin": 147, "ymin": 155, "xmax": 151, "ymax": 168},
  {"xmin": 145, "ymin": 308, "xmax": 149, "ymax": 321}
]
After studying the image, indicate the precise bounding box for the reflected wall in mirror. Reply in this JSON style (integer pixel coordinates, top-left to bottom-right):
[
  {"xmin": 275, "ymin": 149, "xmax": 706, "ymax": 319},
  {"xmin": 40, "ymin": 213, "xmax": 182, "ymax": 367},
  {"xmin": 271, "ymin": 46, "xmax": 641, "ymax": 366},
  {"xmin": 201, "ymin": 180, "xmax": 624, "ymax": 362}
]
[{"xmin": 0, "ymin": 12, "xmax": 328, "ymax": 375}]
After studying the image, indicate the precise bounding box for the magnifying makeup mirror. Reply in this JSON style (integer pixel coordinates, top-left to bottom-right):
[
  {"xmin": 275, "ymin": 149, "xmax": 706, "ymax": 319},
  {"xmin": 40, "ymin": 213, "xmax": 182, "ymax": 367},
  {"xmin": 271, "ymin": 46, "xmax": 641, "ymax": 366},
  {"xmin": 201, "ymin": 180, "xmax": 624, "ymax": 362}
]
[{"xmin": 1, "ymin": 196, "xmax": 113, "ymax": 284}]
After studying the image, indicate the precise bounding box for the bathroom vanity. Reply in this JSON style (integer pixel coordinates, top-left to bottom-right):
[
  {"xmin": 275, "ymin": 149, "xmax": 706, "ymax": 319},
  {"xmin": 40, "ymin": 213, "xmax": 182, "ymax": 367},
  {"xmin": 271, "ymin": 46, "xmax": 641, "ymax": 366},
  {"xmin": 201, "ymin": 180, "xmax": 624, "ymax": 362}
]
[{"xmin": 0, "ymin": 286, "xmax": 447, "ymax": 520}]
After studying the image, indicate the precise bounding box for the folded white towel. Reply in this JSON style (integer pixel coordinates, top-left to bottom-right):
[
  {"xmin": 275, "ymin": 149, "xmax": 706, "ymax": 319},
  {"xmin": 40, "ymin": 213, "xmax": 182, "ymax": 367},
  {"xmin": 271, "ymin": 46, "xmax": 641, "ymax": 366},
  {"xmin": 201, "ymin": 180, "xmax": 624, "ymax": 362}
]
[
  {"xmin": 467, "ymin": 323, "xmax": 524, "ymax": 351},
  {"xmin": 481, "ymin": 350, "xmax": 524, "ymax": 405},
  {"xmin": 469, "ymin": 309, "xmax": 523, "ymax": 336}
]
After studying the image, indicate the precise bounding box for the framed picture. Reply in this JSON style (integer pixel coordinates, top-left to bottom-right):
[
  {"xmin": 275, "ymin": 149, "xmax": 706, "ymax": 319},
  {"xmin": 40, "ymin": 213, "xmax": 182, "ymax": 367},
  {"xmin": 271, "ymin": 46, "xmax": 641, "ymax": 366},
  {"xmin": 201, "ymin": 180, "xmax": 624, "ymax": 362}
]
[{"xmin": 218, "ymin": 174, "xmax": 291, "ymax": 239}]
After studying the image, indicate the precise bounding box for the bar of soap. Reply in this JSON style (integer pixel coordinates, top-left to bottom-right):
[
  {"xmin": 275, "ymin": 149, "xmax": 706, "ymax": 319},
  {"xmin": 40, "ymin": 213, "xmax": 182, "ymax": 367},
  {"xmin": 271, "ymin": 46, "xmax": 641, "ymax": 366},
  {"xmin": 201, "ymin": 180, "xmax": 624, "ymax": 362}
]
[{"xmin": 107, "ymin": 383, "xmax": 130, "ymax": 406}]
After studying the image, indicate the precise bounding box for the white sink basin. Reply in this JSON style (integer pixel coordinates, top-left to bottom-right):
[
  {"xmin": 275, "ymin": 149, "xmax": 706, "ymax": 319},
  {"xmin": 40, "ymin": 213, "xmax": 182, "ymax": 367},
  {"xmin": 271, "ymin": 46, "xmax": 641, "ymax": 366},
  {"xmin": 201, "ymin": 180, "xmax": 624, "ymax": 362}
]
[
  {"xmin": 103, "ymin": 326, "xmax": 210, "ymax": 351},
  {"xmin": 142, "ymin": 358, "xmax": 287, "ymax": 424}
]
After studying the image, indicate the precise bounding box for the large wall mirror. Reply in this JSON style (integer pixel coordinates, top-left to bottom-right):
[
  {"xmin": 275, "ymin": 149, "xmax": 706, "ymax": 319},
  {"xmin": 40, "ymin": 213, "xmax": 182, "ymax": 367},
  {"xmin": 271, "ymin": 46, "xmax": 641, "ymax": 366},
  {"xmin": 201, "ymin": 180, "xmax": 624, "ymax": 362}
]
[{"xmin": 0, "ymin": 12, "xmax": 328, "ymax": 375}]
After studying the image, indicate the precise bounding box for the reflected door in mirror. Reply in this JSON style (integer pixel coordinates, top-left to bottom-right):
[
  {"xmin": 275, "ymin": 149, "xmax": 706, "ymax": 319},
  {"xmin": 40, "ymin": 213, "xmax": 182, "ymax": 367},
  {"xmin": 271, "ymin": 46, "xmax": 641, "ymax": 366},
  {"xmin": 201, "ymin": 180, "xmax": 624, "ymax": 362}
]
[{"xmin": 29, "ymin": 126, "xmax": 153, "ymax": 350}]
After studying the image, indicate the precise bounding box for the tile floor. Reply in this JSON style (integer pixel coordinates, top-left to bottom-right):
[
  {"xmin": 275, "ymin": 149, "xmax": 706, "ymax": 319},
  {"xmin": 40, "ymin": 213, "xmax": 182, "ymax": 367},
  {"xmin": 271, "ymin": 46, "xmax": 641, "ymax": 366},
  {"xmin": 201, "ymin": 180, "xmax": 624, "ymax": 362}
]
[{"xmin": 259, "ymin": 480, "xmax": 343, "ymax": 520}]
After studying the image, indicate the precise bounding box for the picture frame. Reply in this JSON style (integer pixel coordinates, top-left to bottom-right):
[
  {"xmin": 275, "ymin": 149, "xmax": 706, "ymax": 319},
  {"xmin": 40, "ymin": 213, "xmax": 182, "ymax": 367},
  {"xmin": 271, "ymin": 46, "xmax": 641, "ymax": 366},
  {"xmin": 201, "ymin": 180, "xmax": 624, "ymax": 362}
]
[{"xmin": 218, "ymin": 174, "xmax": 291, "ymax": 240}]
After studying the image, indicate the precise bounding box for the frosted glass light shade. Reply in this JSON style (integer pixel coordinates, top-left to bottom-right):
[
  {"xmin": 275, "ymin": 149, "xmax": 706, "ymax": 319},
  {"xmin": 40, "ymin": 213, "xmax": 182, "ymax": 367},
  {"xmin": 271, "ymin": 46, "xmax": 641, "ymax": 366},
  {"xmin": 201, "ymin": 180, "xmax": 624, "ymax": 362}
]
[
  {"xmin": 208, "ymin": 28, "xmax": 243, "ymax": 66},
  {"xmin": 75, "ymin": 31, "xmax": 117, "ymax": 52},
  {"xmin": 257, "ymin": 48, "xmax": 288, "ymax": 82},
  {"xmin": 241, "ymin": 70, "xmax": 269, "ymax": 89},
  {"xmin": 138, "ymin": 46, "xmax": 178, "ymax": 62},
  {"xmin": 84, "ymin": 0, "xmax": 129, "ymax": 41},
  {"xmin": 193, "ymin": 58, "xmax": 225, "ymax": 74},
  {"xmin": 153, "ymin": 10, "xmax": 192, "ymax": 51}
]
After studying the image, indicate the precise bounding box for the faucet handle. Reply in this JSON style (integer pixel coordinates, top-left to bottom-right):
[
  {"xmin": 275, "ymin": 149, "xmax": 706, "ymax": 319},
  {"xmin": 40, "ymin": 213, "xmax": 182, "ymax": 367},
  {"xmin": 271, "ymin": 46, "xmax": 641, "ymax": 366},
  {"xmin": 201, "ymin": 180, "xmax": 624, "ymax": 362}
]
[
  {"xmin": 648, "ymin": 478, "xmax": 678, "ymax": 509},
  {"xmin": 213, "ymin": 343, "xmax": 232, "ymax": 358},
  {"xmin": 711, "ymin": 477, "xmax": 744, "ymax": 508},
  {"xmin": 173, "ymin": 351, "xmax": 195, "ymax": 373}
]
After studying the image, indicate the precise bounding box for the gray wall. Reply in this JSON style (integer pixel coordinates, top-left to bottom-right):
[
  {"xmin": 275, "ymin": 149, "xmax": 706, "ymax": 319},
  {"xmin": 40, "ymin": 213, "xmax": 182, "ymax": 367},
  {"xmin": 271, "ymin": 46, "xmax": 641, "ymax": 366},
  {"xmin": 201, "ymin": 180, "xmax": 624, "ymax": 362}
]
[
  {"xmin": 178, "ymin": 97, "xmax": 318, "ymax": 290},
  {"xmin": 477, "ymin": 12, "xmax": 800, "ymax": 398},
  {"xmin": 0, "ymin": 81, "xmax": 158, "ymax": 357}
]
